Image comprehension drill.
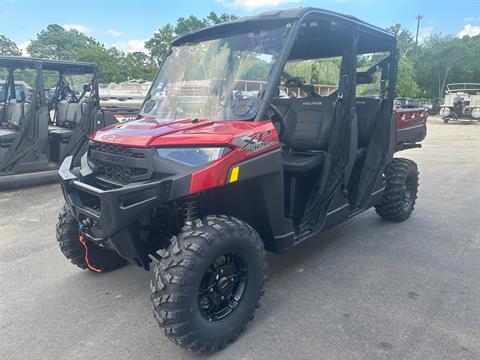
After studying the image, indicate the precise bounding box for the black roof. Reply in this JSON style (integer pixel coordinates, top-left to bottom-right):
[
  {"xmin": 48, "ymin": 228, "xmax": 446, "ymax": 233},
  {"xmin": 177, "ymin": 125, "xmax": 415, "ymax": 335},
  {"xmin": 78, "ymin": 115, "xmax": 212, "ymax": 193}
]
[
  {"xmin": 173, "ymin": 7, "xmax": 394, "ymax": 46},
  {"xmin": 0, "ymin": 56, "xmax": 97, "ymax": 73}
]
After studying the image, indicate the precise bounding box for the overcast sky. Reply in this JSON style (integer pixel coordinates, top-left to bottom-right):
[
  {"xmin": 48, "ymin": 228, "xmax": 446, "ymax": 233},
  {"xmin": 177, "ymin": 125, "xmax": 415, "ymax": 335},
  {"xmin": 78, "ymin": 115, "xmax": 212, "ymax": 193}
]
[{"xmin": 1, "ymin": 0, "xmax": 479, "ymax": 54}]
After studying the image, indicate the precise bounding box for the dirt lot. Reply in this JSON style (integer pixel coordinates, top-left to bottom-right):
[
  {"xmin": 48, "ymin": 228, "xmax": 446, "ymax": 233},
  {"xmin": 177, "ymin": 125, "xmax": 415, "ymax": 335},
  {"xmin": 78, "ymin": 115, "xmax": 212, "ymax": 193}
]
[{"xmin": 1, "ymin": 116, "xmax": 479, "ymax": 360}]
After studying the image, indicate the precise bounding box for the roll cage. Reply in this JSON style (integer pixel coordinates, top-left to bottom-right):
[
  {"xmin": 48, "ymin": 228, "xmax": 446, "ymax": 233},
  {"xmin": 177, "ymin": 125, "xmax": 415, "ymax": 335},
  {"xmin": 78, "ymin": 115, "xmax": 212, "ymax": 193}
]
[
  {"xmin": 0, "ymin": 57, "xmax": 99, "ymax": 110},
  {"xmin": 162, "ymin": 8, "xmax": 399, "ymax": 236},
  {"xmin": 170, "ymin": 7, "xmax": 397, "ymax": 122},
  {"xmin": 0, "ymin": 56, "xmax": 102, "ymax": 176}
]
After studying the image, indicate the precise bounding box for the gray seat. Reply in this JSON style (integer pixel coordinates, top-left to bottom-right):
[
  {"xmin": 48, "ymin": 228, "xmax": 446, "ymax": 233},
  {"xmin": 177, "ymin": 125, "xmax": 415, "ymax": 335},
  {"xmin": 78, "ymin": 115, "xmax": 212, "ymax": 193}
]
[
  {"xmin": 278, "ymin": 98, "xmax": 333, "ymax": 175},
  {"xmin": 49, "ymin": 127, "xmax": 73, "ymax": 140},
  {"xmin": 6, "ymin": 101, "xmax": 26, "ymax": 128},
  {"xmin": 0, "ymin": 128, "xmax": 18, "ymax": 142},
  {"xmin": 48, "ymin": 125, "xmax": 64, "ymax": 132},
  {"xmin": 49, "ymin": 101, "xmax": 85, "ymax": 140},
  {"xmin": 281, "ymin": 151, "xmax": 325, "ymax": 173},
  {"xmin": 48, "ymin": 101, "xmax": 87, "ymax": 163},
  {"xmin": 0, "ymin": 101, "xmax": 28, "ymax": 144}
]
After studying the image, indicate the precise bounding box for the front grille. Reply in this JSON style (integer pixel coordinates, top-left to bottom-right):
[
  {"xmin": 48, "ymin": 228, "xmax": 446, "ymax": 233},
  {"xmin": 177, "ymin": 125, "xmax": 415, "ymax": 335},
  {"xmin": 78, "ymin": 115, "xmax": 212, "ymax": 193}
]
[
  {"xmin": 90, "ymin": 142, "xmax": 146, "ymax": 159},
  {"xmin": 94, "ymin": 162, "xmax": 148, "ymax": 183},
  {"xmin": 89, "ymin": 142, "xmax": 151, "ymax": 184}
]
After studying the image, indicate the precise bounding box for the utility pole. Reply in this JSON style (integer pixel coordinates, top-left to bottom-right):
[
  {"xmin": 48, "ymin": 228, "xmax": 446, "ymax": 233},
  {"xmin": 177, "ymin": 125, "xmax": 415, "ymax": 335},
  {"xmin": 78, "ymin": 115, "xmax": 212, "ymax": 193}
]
[{"xmin": 410, "ymin": 14, "xmax": 423, "ymax": 98}]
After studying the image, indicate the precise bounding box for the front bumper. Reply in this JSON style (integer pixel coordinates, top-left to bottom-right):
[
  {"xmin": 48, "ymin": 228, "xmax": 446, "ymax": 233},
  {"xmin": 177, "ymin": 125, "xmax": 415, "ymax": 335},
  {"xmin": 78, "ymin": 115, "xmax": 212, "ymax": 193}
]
[{"xmin": 59, "ymin": 155, "xmax": 191, "ymax": 239}]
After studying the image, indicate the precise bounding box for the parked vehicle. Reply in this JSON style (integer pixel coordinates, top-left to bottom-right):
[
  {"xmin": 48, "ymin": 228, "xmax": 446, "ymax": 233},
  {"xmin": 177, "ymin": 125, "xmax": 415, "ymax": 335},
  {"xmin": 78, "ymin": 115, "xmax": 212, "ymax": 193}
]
[
  {"xmin": 101, "ymin": 105, "xmax": 139, "ymax": 123},
  {"xmin": 0, "ymin": 80, "xmax": 32, "ymax": 102},
  {"xmin": 395, "ymin": 97, "xmax": 420, "ymax": 109},
  {"xmin": 56, "ymin": 8, "xmax": 427, "ymax": 353},
  {"xmin": 425, "ymin": 98, "xmax": 443, "ymax": 116},
  {"xmin": 0, "ymin": 57, "xmax": 120, "ymax": 185},
  {"xmin": 99, "ymin": 79, "xmax": 152, "ymax": 110},
  {"xmin": 440, "ymin": 83, "xmax": 480, "ymax": 123}
]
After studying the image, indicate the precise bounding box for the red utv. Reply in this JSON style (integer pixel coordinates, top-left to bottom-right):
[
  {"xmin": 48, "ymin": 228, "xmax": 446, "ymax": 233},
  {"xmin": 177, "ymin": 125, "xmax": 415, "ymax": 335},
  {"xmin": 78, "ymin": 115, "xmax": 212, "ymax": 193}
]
[{"xmin": 56, "ymin": 8, "xmax": 427, "ymax": 353}]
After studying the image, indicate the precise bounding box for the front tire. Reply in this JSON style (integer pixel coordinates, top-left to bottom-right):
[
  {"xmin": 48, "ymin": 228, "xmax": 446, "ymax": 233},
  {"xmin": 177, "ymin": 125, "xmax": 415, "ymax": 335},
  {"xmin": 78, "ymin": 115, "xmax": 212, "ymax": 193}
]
[
  {"xmin": 375, "ymin": 158, "xmax": 419, "ymax": 221},
  {"xmin": 150, "ymin": 215, "xmax": 267, "ymax": 353},
  {"xmin": 56, "ymin": 205, "xmax": 127, "ymax": 272}
]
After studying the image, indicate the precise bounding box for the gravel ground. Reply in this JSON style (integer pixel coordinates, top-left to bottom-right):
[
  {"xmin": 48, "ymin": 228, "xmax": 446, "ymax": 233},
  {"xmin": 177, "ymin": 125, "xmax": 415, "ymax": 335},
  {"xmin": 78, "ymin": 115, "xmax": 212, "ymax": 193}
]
[{"xmin": 1, "ymin": 116, "xmax": 479, "ymax": 360}]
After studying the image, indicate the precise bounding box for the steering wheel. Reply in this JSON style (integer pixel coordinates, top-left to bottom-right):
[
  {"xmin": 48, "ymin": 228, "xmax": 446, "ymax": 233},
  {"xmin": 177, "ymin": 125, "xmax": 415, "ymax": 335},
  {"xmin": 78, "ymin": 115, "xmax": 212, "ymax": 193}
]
[{"xmin": 266, "ymin": 101, "xmax": 285, "ymax": 138}]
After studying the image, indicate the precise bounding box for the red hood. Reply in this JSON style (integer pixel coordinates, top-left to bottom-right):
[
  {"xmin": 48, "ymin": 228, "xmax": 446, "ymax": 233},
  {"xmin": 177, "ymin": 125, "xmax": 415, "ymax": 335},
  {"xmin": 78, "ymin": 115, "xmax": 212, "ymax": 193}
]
[{"xmin": 92, "ymin": 117, "xmax": 259, "ymax": 147}]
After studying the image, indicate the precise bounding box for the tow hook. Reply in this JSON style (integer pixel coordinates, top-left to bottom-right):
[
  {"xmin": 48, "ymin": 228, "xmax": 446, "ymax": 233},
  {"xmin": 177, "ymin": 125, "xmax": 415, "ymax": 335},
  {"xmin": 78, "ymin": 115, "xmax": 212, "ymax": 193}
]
[{"xmin": 79, "ymin": 223, "xmax": 102, "ymax": 273}]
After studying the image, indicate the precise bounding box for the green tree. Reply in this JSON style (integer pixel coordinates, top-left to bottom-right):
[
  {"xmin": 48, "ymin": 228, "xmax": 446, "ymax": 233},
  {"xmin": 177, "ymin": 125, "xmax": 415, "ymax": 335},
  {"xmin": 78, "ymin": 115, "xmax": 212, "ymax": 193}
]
[
  {"xmin": 205, "ymin": 11, "xmax": 238, "ymax": 25},
  {"xmin": 387, "ymin": 24, "xmax": 415, "ymax": 57},
  {"xmin": 396, "ymin": 57, "xmax": 420, "ymax": 97},
  {"xmin": 145, "ymin": 24, "xmax": 175, "ymax": 66},
  {"xmin": 27, "ymin": 24, "xmax": 101, "ymax": 60},
  {"xmin": 386, "ymin": 24, "xmax": 420, "ymax": 97},
  {"xmin": 0, "ymin": 35, "xmax": 21, "ymax": 56},
  {"xmin": 146, "ymin": 12, "xmax": 238, "ymax": 65},
  {"xmin": 75, "ymin": 46, "xmax": 122, "ymax": 83},
  {"xmin": 174, "ymin": 15, "xmax": 207, "ymax": 35},
  {"xmin": 120, "ymin": 52, "xmax": 157, "ymax": 81},
  {"xmin": 415, "ymin": 34, "xmax": 478, "ymax": 97},
  {"xmin": 175, "ymin": 12, "xmax": 238, "ymax": 34}
]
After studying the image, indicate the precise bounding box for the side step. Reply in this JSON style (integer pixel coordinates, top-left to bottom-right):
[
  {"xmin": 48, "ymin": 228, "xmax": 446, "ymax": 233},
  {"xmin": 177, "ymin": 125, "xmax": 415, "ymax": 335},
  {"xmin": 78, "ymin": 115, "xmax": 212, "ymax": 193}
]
[{"xmin": 0, "ymin": 170, "xmax": 59, "ymax": 191}]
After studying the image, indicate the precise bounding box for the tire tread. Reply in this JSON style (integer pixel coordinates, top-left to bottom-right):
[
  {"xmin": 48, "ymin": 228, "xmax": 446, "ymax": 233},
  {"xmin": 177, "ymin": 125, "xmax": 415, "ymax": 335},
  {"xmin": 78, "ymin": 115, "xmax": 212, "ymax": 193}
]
[
  {"xmin": 55, "ymin": 204, "xmax": 127, "ymax": 272},
  {"xmin": 150, "ymin": 215, "xmax": 267, "ymax": 353},
  {"xmin": 375, "ymin": 158, "xmax": 419, "ymax": 221}
]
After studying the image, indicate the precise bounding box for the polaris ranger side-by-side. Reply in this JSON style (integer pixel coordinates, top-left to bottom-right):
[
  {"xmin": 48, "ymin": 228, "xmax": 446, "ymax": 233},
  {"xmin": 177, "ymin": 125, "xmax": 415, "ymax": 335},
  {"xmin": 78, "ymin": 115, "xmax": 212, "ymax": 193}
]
[
  {"xmin": 0, "ymin": 57, "xmax": 122, "ymax": 187},
  {"xmin": 56, "ymin": 8, "xmax": 427, "ymax": 353}
]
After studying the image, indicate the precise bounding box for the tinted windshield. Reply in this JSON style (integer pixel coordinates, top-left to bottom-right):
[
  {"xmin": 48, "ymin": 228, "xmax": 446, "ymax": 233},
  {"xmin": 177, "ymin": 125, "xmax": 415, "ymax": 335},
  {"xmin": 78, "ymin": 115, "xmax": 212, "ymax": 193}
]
[{"xmin": 140, "ymin": 25, "xmax": 288, "ymax": 122}]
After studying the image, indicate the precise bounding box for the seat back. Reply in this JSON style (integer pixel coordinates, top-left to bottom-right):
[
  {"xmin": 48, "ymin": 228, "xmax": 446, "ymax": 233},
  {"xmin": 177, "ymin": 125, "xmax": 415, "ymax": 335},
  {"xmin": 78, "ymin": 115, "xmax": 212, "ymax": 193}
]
[
  {"xmin": 281, "ymin": 97, "xmax": 334, "ymax": 151},
  {"xmin": 55, "ymin": 101, "xmax": 85, "ymax": 127},
  {"xmin": 56, "ymin": 100, "xmax": 69, "ymax": 124},
  {"xmin": 5, "ymin": 100, "xmax": 26, "ymax": 128},
  {"xmin": 66, "ymin": 102, "xmax": 85, "ymax": 125},
  {"xmin": 355, "ymin": 97, "xmax": 381, "ymax": 147}
]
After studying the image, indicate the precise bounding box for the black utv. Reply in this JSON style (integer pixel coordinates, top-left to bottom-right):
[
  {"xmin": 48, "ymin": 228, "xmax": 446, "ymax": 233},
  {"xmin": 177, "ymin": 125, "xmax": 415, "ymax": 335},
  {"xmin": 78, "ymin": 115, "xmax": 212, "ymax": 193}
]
[
  {"xmin": 0, "ymin": 57, "xmax": 117, "ymax": 187},
  {"xmin": 56, "ymin": 8, "xmax": 425, "ymax": 353}
]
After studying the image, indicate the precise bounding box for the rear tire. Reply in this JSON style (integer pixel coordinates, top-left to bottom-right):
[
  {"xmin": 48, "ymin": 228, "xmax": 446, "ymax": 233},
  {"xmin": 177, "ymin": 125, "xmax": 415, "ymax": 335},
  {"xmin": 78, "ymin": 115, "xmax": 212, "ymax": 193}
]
[
  {"xmin": 150, "ymin": 215, "xmax": 267, "ymax": 353},
  {"xmin": 443, "ymin": 118, "xmax": 449, "ymax": 123},
  {"xmin": 375, "ymin": 158, "xmax": 419, "ymax": 221},
  {"xmin": 56, "ymin": 205, "xmax": 127, "ymax": 272}
]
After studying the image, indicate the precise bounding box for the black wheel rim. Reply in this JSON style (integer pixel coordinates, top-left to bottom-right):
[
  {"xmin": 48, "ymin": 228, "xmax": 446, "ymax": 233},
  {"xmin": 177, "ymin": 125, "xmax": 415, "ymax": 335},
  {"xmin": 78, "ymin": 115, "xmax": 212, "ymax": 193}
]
[
  {"xmin": 198, "ymin": 253, "xmax": 248, "ymax": 322},
  {"xmin": 403, "ymin": 176, "xmax": 414, "ymax": 208}
]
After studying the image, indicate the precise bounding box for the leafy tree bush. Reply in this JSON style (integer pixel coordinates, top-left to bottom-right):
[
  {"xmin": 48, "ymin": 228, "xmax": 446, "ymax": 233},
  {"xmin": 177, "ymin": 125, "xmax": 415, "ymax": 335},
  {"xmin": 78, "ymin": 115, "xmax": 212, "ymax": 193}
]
[
  {"xmin": 0, "ymin": 15, "xmax": 478, "ymax": 98},
  {"xmin": 145, "ymin": 12, "xmax": 238, "ymax": 65},
  {"xmin": 0, "ymin": 35, "xmax": 21, "ymax": 56}
]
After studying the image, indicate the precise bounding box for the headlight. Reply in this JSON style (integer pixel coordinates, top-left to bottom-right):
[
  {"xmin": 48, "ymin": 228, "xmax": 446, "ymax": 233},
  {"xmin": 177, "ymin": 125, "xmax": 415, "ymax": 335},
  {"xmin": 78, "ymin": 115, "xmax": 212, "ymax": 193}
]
[{"xmin": 156, "ymin": 147, "xmax": 229, "ymax": 166}]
